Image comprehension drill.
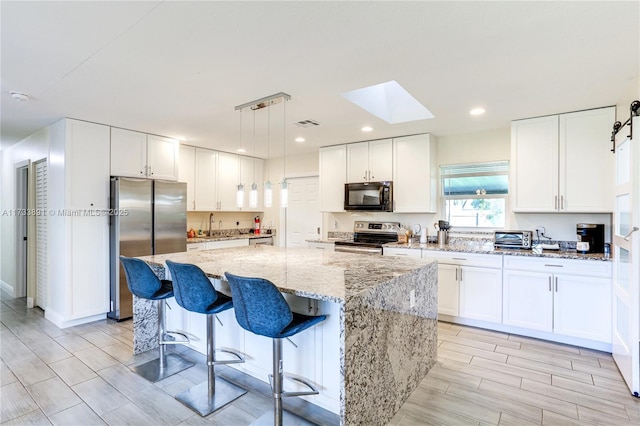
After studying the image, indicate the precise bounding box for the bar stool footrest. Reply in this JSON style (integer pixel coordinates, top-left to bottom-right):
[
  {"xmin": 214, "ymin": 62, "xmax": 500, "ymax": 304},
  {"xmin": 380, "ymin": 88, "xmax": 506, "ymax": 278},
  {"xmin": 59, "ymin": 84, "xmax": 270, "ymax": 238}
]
[
  {"xmin": 268, "ymin": 374, "xmax": 320, "ymax": 397},
  {"xmin": 161, "ymin": 330, "xmax": 190, "ymax": 345},
  {"xmin": 210, "ymin": 349, "xmax": 245, "ymax": 366}
]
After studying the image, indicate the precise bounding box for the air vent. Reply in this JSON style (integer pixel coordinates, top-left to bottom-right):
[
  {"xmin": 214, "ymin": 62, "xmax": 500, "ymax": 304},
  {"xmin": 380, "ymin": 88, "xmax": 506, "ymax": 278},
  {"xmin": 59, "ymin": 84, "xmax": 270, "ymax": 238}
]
[{"xmin": 293, "ymin": 119, "xmax": 320, "ymax": 128}]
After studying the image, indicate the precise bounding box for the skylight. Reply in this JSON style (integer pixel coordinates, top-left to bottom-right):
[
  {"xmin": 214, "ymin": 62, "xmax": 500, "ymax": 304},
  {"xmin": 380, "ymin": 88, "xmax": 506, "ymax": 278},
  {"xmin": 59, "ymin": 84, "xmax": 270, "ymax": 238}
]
[{"xmin": 341, "ymin": 80, "xmax": 434, "ymax": 124}]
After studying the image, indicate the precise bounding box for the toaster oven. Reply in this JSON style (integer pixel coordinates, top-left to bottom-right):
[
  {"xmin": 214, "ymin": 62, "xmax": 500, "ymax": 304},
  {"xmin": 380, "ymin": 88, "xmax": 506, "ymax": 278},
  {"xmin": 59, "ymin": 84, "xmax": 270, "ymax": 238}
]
[{"xmin": 494, "ymin": 230, "xmax": 533, "ymax": 249}]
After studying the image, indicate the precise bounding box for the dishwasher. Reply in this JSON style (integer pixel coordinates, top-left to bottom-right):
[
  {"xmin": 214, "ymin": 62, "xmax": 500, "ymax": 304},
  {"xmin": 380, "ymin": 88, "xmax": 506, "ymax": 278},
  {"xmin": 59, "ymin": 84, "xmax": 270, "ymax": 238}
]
[{"xmin": 249, "ymin": 236, "xmax": 274, "ymax": 246}]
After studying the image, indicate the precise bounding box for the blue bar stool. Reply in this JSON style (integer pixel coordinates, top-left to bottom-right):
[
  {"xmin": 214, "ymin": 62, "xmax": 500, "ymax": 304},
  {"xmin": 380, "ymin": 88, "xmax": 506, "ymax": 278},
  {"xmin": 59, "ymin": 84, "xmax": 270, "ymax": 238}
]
[
  {"xmin": 119, "ymin": 256, "xmax": 193, "ymax": 382},
  {"xmin": 166, "ymin": 260, "xmax": 247, "ymax": 416},
  {"xmin": 225, "ymin": 272, "xmax": 327, "ymax": 426}
]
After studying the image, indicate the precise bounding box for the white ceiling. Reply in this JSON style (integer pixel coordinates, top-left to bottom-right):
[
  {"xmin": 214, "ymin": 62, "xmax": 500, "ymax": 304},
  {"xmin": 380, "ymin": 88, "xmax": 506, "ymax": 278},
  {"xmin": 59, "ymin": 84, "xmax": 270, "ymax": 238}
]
[{"xmin": 1, "ymin": 1, "xmax": 638, "ymax": 157}]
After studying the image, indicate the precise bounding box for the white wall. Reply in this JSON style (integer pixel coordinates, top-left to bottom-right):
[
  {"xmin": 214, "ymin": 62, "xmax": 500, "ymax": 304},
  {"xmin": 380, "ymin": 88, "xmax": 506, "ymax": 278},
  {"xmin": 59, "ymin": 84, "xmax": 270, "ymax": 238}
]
[{"xmin": 0, "ymin": 127, "xmax": 51, "ymax": 295}]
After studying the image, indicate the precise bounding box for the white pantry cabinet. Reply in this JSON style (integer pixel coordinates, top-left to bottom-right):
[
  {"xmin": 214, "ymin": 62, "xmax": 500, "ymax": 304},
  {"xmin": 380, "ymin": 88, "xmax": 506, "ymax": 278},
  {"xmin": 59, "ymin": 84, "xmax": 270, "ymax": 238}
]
[
  {"xmin": 502, "ymin": 256, "xmax": 611, "ymax": 343},
  {"xmin": 48, "ymin": 119, "xmax": 111, "ymax": 325},
  {"xmin": 423, "ymin": 251, "xmax": 503, "ymax": 323},
  {"xmin": 392, "ymin": 134, "xmax": 437, "ymax": 213},
  {"xmin": 319, "ymin": 145, "xmax": 347, "ymax": 212},
  {"xmin": 110, "ymin": 128, "xmax": 179, "ymax": 181},
  {"xmin": 346, "ymin": 139, "xmax": 392, "ymax": 183},
  {"xmin": 179, "ymin": 145, "xmax": 196, "ymax": 211},
  {"xmin": 511, "ymin": 107, "xmax": 615, "ymax": 212}
]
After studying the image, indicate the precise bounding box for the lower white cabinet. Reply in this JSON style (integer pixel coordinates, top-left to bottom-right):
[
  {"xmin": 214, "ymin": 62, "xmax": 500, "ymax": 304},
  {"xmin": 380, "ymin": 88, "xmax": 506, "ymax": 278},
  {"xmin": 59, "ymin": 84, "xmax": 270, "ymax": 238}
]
[
  {"xmin": 502, "ymin": 256, "xmax": 611, "ymax": 343},
  {"xmin": 382, "ymin": 247, "xmax": 421, "ymax": 258},
  {"xmin": 307, "ymin": 241, "xmax": 336, "ymax": 252},
  {"xmin": 423, "ymin": 251, "xmax": 502, "ymax": 323}
]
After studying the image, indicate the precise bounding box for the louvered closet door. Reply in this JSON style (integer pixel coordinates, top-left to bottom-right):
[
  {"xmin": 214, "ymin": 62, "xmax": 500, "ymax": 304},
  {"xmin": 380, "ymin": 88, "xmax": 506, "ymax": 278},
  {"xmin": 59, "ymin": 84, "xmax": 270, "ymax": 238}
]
[{"xmin": 35, "ymin": 160, "xmax": 48, "ymax": 310}]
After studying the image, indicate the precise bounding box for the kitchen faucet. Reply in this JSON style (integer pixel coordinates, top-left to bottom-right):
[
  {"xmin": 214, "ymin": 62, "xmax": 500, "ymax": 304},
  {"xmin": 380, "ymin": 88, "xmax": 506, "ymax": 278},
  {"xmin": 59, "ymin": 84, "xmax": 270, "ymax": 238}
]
[{"xmin": 209, "ymin": 213, "xmax": 214, "ymax": 236}]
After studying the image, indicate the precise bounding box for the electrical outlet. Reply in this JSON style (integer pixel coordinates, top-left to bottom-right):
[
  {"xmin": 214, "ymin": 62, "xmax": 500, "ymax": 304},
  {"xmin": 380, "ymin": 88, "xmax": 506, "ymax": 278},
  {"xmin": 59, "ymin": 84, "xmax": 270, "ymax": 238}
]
[
  {"xmin": 409, "ymin": 289, "xmax": 416, "ymax": 308},
  {"xmin": 535, "ymin": 226, "xmax": 546, "ymax": 235}
]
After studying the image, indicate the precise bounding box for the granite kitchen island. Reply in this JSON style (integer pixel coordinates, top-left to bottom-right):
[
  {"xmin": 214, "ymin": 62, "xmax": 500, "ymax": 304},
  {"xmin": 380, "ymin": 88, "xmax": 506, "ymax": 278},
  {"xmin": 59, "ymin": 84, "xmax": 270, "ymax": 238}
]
[{"xmin": 135, "ymin": 246, "xmax": 437, "ymax": 425}]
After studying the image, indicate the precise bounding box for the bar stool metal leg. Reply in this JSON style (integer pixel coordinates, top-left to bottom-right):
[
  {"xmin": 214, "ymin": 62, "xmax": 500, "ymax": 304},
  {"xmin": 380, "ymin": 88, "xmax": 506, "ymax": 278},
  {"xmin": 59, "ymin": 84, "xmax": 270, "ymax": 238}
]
[
  {"xmin": 133, "ymin": 299, "xmax": 194, "ymax": 382},
  {"xmin": 175, "ymin": 314, "xmax": 247, "ymax": 416}
]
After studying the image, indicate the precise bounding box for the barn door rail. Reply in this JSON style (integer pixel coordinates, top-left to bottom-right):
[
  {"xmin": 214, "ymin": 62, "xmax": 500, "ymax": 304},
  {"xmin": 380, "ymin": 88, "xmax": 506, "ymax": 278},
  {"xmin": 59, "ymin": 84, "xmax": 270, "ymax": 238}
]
[{"xmin": 611, "ymin": 100, "xmax": 640, "ymax": 153}]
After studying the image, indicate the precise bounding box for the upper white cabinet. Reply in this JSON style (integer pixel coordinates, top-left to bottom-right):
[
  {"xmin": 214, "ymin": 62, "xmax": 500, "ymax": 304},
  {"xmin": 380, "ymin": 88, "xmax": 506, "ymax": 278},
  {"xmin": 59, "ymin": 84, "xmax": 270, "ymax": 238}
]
[
  {"xmin": 346, "ymin": 139, "xmax": 392, "ymax": 182},
  {"xmin": 217, "ymin": 152, "xmax": 240, "ymax": 211},
  {"xmin": 179, "ymin": 145, "xmax": 196, "ymax": 211},
  {"xmin": 393, "ymin": 134, "xmax": 437, "ymax": 213},
  {"xmin": 194, "ymin": 148, "xmax": 218, "ymax": 211},
  {"xmin": 319, "ymin": 145, "xmax": 347, "ymax": 212},
  {"xmin": 511, "ymin": 107, "xmax": 615, "ymax": 212},
  {"xmin": 110, "ymin": 128, "xmax": 179, "ymax": 181}
]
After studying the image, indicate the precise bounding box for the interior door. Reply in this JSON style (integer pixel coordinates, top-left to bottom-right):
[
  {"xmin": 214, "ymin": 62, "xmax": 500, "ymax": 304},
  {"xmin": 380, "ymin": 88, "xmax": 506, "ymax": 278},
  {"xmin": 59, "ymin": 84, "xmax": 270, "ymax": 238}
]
[
  {"xmin": 285, "ymin": 176, "xmax": 320, "ymax": 248},
  {"xmin": 612, "ymin": 115, "xmax": 640, "ymax": 396}
]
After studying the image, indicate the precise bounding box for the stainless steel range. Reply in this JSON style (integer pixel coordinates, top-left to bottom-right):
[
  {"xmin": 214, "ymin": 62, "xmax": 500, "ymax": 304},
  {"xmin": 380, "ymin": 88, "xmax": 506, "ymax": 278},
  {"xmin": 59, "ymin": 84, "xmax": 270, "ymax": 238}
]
[{"xmin": 334, "ymin": 221, "xmax": 401, "ymax": 254}]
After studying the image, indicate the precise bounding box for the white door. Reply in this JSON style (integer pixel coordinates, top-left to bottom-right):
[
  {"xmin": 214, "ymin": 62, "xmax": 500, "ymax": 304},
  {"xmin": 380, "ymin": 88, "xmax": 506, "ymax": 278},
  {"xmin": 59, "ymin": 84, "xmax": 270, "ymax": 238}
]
[
  {"xmin": 35, "ymin": 159, "xmax": 48, "ymax": 309},
  {"xmin": 285, "ymin": 176, "xmax": 320, "ymax": 248},
  {"xmin": 612, "ymin": 115, "xmax": 640, "ymax": 396}
]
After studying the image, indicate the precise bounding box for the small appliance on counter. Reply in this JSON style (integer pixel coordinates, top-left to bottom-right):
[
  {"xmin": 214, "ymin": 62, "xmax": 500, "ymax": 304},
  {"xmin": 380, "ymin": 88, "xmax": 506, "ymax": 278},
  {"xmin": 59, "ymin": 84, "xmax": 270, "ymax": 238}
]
[
  {"xmin": 493, "ymin": 230, "xmax": 533, "ymax": 249},
  {"xmin": 576, "ymin": 223, "xmax": 605, "ymax": 254},
  {"xmin": 434, "ymin": 220, "xmax": 450, "ymax": 246}
]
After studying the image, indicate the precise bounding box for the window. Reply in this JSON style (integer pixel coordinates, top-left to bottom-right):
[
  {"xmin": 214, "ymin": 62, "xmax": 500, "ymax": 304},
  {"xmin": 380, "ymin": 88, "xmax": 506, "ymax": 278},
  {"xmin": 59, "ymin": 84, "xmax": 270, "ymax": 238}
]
[{"xmin": 441, "ymin": 161, "xmax": 509, "ymax": 228}]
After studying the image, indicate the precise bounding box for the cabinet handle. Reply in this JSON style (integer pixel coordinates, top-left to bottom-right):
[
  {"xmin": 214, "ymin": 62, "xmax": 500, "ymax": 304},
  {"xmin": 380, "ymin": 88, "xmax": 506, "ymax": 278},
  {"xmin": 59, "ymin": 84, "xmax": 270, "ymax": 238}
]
[
  {"xmin": 315, "ymin": 246, "xmax": 325, "ymax": 250},
  {"xmin": 555, "ymin": 277, "xmax": 558, "ymax": 292},
  {"xmin": 560, "ymin": 195, "xmax": 564, "ymax": 210},
  {"xmin": 452, "ymin": 257, "xmax": 467, "ymax": 261},
  {"xmin": 148, "ymin": 166, "xmax": 152, "ymax": 176},
  {"xmin": 455, "ymin": 268, "xmax": 458, "ymax": 281},
  {"xmin": 459, "ymin": 268, "xmax": 462, "ymax": 281},
  {"xmin": 554, "ymin": 195, "xmax": 558, "ymax": 210},
  {"xmin": 548, "ymin": 276, "xmax": 552, "ymax": 291},
  {"xmin": 544, "ymin": 264, "xmax": 563, "ymax": 267},
  {"xmin": 363, "ymin": 170, "xmax": 368, "ymax": 180}
]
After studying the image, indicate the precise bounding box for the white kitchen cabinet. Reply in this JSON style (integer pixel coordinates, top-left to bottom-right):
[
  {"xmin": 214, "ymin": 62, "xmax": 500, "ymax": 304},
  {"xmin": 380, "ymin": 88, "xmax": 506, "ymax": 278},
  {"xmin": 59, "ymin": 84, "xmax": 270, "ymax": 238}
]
[
  {"xmin": 205, "ymin": 239, "xmax": 249, "ymax": 250},
  {"xmin": 502, "ymin": 256, "xmax": 611, "ymax": 343},
  {"xmin": 186, "ymin": 242, "xmax": 206, "ymax": 251},
  {"xmin": 383, "ymin": 247, "xmax": 422, "ymax": 258},
  {"xmin": 424, "ymin": 251, "xmax": 502, "ymax": 322},
  {"xmin": 110, "ymin": 128, "xmax": 179, "ymax": 181},
  {"xmin": 239, "ymin": 156, "xmax": 264, "ymax": 211},
  {"xmin": 511, "ymin": 107, "xmax": 615, "ymax": 212},
  {"xmin": 194, "ymin": 148, "xmax": 218, "ymax": 211},
  {"xmin": 437, "ymin": 263, "xmax": 460, "ymax": 316},
  {"xmin": 392, "ymin": 134, "xmax": 437, "ymax": 212},
  {"xmin": 319, "ymin": 145, "xmax": 347, "ymax": 212},
  {"xmin": 179, "ymin": 145, "xmax": 196, "ymax": 211},
  {"xmin": 217, "ymin": 152, "xmax": 240, "ymax": 211},
  {"xmin": 346, "ymin": 139, "xmax": 392, "ymax": 183},
  {"xmin": 48, "ymin": 118, "xmax": 111, "ymax": 325},
  {"xmin": 307, "ymin": 241, "xmax": 336, "ymax": 252}
]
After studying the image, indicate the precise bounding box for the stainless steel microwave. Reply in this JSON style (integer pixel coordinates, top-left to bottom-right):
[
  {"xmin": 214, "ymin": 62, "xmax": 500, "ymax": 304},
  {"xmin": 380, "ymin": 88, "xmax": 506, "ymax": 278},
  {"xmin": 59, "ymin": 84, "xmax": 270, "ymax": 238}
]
[
  {"xmin": 344, "ymin": 181, "xmax": 393, "ymax": 211},
  {"xmin": 493, "ymin": 230, "xmax": 533, "ymax": 249}
]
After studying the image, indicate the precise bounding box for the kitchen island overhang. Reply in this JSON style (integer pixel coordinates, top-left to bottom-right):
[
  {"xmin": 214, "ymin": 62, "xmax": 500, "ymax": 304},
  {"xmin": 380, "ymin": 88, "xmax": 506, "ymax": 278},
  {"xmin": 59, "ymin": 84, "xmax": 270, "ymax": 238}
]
[{"xmin": 134, "ymin": 246, "xmax": 437, "ymax": 425}]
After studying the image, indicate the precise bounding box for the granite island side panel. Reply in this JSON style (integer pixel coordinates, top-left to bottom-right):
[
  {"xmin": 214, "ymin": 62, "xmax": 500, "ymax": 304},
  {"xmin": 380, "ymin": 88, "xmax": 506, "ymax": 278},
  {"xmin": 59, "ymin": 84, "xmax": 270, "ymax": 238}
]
[{"xmin": 134, "ymin": 246, "xmax": 438, "ymax": 425}]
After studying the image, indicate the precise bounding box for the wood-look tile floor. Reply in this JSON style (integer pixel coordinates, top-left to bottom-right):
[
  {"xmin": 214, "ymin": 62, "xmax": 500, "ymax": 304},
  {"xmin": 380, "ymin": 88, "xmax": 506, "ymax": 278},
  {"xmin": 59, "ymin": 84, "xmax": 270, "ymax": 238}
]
[
  {"xmin": 0, "ymin": 292, "xmax": 336, "ymax": 426},
  {"xmin": 4, "ymin": 291, "xmax": 640, "ymax": 426},
  {"xmin": 390, "ymin": 322, "xmax": 640, "ymax": 426}
]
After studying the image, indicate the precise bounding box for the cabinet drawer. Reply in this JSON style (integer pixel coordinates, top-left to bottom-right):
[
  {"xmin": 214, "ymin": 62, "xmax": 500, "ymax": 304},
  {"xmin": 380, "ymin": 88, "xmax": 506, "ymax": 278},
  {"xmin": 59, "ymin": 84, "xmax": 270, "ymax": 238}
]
[
  {"xmin": 383, "ymin": 247, "xmax": 422, "ymax": 258},
  {"xmin": 503, "ymin": 255, "xmax": 611, "ymax": 277},
  {"xmin": 187, "ymin": 242, "xmax": 206, "ymax": 251},
  {"xmin": 423, "ymin": 250, "xmax": 502, "ymax": 268}
]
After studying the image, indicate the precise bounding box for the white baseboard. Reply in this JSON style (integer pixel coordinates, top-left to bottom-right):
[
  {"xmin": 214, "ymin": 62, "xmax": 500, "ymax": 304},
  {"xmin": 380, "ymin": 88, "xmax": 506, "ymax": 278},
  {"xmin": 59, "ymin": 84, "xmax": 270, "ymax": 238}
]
[
  {"xmin": 44, "ymin": 310, "xmax": 106, "ymax": 329},
  {"xmin": 0, "ymin": 280, "xmax": 14, "ymax": 296}
]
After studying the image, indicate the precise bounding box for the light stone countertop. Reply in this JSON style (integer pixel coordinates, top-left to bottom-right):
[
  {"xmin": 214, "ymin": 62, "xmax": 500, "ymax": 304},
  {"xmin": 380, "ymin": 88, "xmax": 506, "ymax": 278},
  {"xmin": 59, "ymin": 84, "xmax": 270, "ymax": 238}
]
[
  {"xmin": 186, "ymin": 234, "xmax": 274, "ymax": 243},
  {"xmin": 383, "ymin": 241, "xmax": 612, "ymax": 261},
  {"xmin": 137, "ymin": 245, "xmax": 435, "ymax": 303}
]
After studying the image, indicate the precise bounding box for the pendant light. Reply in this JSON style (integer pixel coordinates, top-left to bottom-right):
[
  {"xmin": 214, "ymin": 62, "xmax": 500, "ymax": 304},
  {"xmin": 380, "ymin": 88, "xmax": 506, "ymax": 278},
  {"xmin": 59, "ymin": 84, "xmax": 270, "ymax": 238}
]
[
  {"xmin": 264, "ymin": 105, "xmax": 273, "ymax": 207},
  {"xmin": 280, "ymin": 99, "xmax": 288, "ymax": 208},
  {"xmin": 249, "ymin": 110, "xmax": 258, "ymax": 209},
  {"xmin": 236, "ymin": 108, "xmax": 244, "ymax": 208}
]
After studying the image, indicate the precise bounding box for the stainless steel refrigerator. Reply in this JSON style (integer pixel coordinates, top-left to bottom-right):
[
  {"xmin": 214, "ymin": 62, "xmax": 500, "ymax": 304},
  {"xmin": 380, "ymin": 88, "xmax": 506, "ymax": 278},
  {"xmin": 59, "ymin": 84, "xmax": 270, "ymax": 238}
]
[{"xmin": 108, "ymin": 177, "xmax": 187, "ymax": 320}]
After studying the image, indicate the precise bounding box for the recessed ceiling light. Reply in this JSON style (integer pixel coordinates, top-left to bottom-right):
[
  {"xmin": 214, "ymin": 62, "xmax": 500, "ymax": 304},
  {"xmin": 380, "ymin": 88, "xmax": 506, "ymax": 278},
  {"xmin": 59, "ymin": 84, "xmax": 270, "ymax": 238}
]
[
  {"xmin": 342, "ymin": 80, "xmax": 434, "ymax": 124},
  {"xmin": 361, "ymin": 126, "xmax": 373, "ymax": 132},
  {"xmin": 237, "ymin": 148, "xmax": 246, "ymax": 153},
  {"xmin": 470, "ymin": 107, "xmax": 485, "ymax": 116},
  {"xmin": 10, "ymin": 91, "xmax": 30, "ymax": 102},
  {"xmin": 295, "ymin": 137, "xmax": 305, "ymax": 143}
]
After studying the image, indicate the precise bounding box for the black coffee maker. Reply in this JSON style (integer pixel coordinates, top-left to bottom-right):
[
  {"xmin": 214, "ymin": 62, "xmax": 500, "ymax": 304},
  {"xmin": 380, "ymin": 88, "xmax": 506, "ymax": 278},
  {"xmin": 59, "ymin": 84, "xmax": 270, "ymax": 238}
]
[{"xmin": 576, "ymin": 223, "xmax": 605, "ymax": 254}]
